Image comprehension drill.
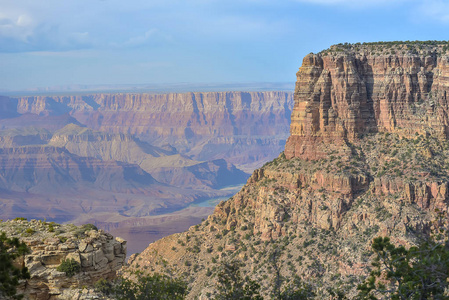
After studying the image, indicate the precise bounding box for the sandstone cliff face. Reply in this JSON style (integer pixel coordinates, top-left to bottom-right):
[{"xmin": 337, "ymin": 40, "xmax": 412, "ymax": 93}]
[
  {"xmin": 16, "ymin": 92, "xmax": 291, "ymax": 139},
  {"xmin": 285, "ymin": 43, "xmax": 449, "ymax": 160},
  {"xmin": 15, "ymin": 92, "xmax": 293, "ymax": 169},
  {"xmin": 0, "ymin": 219, "xmax": 126, "ymax": 300},
  {"xmin": 126, "ymin": 43, "xmax": 449, "ymax": 299}
]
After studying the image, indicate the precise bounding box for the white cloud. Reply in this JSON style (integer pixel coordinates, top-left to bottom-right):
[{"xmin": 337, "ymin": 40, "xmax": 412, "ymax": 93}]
[
  {"xmin": 17, "ymin": 14, "xmax": 32, "ymax": 27},
  {"xmin": 0, "ymin": 13, "xmax": 35, "ymax": 42}
]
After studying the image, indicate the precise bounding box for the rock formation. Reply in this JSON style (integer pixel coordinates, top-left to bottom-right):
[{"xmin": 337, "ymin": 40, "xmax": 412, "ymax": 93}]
[
  {"xmin": 14, "ymin": 91, "xmax": 294, "ymax": 170},
  {"xmin": 125, "ymin": 42, "xmax": 449, "ymax": 299},
  {"xmin": 285, "ymin": 42, "xmax": 449, "ymax": 160},
  {"xmin": 0, "ymin": 219, "xmax": 126, "ymax": 300},
  {"xmin": 0, "ymin": 143, "xmax": 219, "ymax": 232},
  {"xmin": 47, "ymin": 124, "xmax": 249, "ymax": 190}
]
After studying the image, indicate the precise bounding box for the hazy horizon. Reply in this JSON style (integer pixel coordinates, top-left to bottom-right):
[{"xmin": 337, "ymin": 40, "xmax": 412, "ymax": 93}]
[{"xmin": 0, "ymin": 81, "xmax": 295, "ymax": 96}]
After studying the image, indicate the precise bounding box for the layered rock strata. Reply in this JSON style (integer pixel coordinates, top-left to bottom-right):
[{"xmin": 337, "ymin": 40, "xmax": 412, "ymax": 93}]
[
  {"xmin": 0, "ymin": 219, "xmax": 126, "ymax": 300},
  {"xmin": 285, "ymin": 43, "xmax": 449, "ymax": 160},
  {"xmin": 13, "ymin": 91, "xmax": 294, "ymax": 168}
]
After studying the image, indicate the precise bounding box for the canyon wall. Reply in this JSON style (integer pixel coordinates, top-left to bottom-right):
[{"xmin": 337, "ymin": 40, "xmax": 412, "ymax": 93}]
[
  {"xmin": 0, "ymin": 91, "xmax": 292, "ymax": 256},
  {"xmin": 285, "ymin": 43, "xmax": 449, "ymax": 160},
  {"xmin": 15, "ymin": 91, "xmax": 294, "ymax": 169}
]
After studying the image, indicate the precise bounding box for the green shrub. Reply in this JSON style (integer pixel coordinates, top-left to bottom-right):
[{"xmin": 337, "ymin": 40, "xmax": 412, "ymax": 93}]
[
  {"xmin": 81, "ymin": 223, "xmax": 98, "ymax": 231},
  {"xmin": 95, "ymin": 278, "xmax": 114, "ymax": 296},
  {"xmin": 0, "ymin": 232, "xmax": 30, "ymax": 299},
  {"xmin": 106, "ymin": 273, "xmax": 187, "ymax": 300},
  {"xmin": 25, "ymin": 228, "xmax": 35, "ymax": 235},
  {"xmin": 57, "ymin": 258, "xmax": 80, "ymax": 277}
]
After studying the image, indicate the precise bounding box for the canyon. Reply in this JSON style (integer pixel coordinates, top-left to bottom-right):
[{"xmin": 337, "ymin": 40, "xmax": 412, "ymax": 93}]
[
  {"xmin": 125, "ymin": 42, "xmax": 449, "ymax": 298},
  {"xmin": 0, "ymin": 91, "xmax": 294, "ymax": 255}
]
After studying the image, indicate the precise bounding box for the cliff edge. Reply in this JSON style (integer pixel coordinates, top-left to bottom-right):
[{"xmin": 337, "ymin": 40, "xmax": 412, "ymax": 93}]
[{"xmin": 286, "ymin": 41, "xmax": 449, "ymax": 160}]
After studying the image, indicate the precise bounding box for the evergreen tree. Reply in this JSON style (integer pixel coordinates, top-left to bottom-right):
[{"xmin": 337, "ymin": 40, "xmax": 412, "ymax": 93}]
[
  {"xmin": 0, "ymin": 231, "xmax": 30, "ymax": 299},
  {"xmin": 97, "ymin": 272, "xmax": 187, "ymax": 300},
  {"xmin": 357, "ymin": 236, "xmax": 449, "ymax": 300},
  {"xmin": 214, "ymin": 261, "xmax": 263, "ymax": 300}
]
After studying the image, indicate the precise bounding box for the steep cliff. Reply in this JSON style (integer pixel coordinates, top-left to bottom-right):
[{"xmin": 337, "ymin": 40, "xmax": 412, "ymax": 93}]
[
  {"xmin": 285, "ymin": 42, "xmax": 449, "ymax": 160},
  {"xmin": 15, "ymin": 91, "xmax": 294, "ymax": 170},
  {"xmin": 126, "ymin": 42, "xmax": 449, "ymax": 299}
]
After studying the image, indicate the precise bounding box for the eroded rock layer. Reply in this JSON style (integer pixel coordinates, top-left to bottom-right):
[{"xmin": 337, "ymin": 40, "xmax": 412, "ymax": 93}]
[{"xmin": 285, "ymin": 43, "xmax": 449, "ymax": 160}]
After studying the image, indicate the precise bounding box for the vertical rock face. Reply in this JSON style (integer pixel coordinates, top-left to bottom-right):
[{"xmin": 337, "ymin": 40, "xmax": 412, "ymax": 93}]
[{"xmin": 285, "ymin": 44, "xmax": 449, "ymax": 160}]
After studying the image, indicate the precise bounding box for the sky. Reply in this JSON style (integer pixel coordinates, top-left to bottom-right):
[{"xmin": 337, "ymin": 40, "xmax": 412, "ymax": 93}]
[{"xmin": 0, "ymin": 0, "xmax": 449, "ymax": 92}]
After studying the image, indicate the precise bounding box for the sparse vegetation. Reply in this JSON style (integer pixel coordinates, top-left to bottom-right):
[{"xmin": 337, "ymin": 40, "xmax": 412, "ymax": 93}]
[
  {"xmin": 0, "ymin": 231, "xmax": 30, "ymax": 299},
  {"xmin": 358, "ymin": 236, "xmax": 449, "ymax": 300},
  {"xmin": 96, "ymin": 273, "xmax": 187, "ymax": 300},
  {"xmin": 213, "ymin": 261, "xmax": 263, "ymax": 300},
  {"xmin": 57, "ymin": 258, "xmax": 81, "ymax": 277}
]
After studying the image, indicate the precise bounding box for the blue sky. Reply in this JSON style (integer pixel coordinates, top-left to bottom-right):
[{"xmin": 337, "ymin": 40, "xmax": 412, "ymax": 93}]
[{"xmin": 0, "ymin": 0, "xmax": 448, "ymax": 91}]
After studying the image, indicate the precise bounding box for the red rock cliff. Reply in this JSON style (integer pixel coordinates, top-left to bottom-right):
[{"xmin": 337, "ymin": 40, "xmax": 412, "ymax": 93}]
[{"xmin": 285, "ymin": 43, "xmax": 449, "ymax": 160}]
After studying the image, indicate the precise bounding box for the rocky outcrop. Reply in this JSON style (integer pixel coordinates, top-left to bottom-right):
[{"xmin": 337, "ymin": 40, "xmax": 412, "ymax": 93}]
[
  {"xmin": 0, "ymin": 219, "xmax": 126, "ymax": 300},
  {"xmin": 125, "ymin": 42, "xmax": 449, "ymax": 299},
  {"xmin": 285, "ymin": 43, "xmax": 449, "ymax": 160}
]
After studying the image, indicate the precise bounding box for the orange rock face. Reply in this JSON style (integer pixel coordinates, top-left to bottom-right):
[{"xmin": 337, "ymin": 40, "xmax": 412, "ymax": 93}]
[{"xmin": 285, "ymin": 45, "xmax": 449, "ymax": 160}]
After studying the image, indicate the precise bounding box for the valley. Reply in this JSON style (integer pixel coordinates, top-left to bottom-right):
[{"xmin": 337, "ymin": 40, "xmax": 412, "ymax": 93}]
[{"xmin": 0, "ymin": 91, "xmax": 294, "ymax": 255}]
